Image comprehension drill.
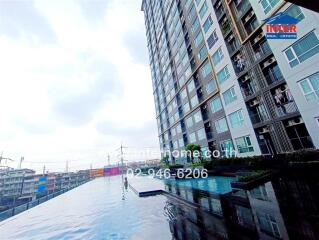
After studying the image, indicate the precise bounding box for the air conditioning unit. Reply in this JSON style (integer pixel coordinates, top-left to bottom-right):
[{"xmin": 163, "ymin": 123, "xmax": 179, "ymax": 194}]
[
  {"xmin": 258, "ymin": 127, "xmax": 269, "ymax": 134},
  {"xmin": 242, "ymin": 74, "xmax": 250, "ymax": 82},
  {"xmin": 253, "ymin": 33, "xmax": 263, "ymax": 44},
  {"xmin": 249, "ymin": 99, "xmax": 259, "ymax": 107},
  {"xmin": 262, "ymin": 57, "xmax": 275, "ymax": 68},
  {"xmin": 287, "ymin": 117, "xmax": 304, "ymax": 126}
]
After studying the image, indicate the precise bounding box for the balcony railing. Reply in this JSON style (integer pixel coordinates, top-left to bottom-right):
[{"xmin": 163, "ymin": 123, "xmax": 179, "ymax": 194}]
[
  {"xmin": 245, "ymin": 18, "xmax": 259, "ymax": 35},
  {"xmin": 240, "ymin": 81, "xmax": 259, "ymax": 98},
  {"xmin": 215, "ymin": 7, "xmax": 225, "ymax": 19},
  {"xmin": 254, "ymin": 41, "xmax": 271, "ymax": 61},
  {"xmin": 249, "ymin": 111, "xmax": 269, "ymax": 124},
  {"xmin": 264, "ymin": 67, "xmax": 284, "ymax": 85},
  {"xmin": 275, "ymin": 101, "xmax": 298, "ymax": 117},
  {"xmin": 236, "ymin": 0, "xmax": 251, "ymax": 16},
  {"xmin": 227, "ymin": 40, "xmax": 240, "ymax": 55}
]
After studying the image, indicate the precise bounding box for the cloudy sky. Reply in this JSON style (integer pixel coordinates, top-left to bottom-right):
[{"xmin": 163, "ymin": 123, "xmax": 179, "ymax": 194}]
[{"xmin": 0, "ymin": 0, "xmax": 159, "ymax": 172}]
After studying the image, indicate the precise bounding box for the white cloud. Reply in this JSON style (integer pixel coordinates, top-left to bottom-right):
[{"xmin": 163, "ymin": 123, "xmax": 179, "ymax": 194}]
[{"xmin": 0, "ymin": 0, "xmax": 159, "ymax": 172}]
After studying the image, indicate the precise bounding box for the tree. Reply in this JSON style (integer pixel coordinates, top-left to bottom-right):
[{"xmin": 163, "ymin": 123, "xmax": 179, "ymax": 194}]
[
  {"xmin": 161, "ymin": 155, "xmax": 169, "ymax": 166},
  {"xmin": 185, "ymin": 144, "xmax": 201, "ymax": 163}
]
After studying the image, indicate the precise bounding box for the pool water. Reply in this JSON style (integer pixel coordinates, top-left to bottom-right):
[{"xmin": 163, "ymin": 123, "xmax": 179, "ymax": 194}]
[
  {"xmin": 0, "ymin": 176, "xmax": 173, "ymax": 240},
  {"xmin": 164, "ymin": 176, "xmax": 235, "ymax": 194}
]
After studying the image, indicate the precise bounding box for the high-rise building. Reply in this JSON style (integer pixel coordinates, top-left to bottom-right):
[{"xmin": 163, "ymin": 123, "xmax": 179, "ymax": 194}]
[{"xmin": 141, "ymin": 0, "xmax": 319, "ymax": 163}]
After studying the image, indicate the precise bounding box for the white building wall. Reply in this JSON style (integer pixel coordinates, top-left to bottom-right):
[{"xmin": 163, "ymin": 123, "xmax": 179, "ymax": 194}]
[
  {"xmin": 194, "ymin": 0, "xmax": 261, "ymax": 156},
  {"xmin": 249, "ymin": 1, "xmax": 319, "ymax": 148}
]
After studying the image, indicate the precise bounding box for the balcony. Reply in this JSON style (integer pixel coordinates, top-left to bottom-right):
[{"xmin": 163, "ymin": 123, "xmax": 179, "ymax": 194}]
[
  {"xmin": 240, "ymin": 76, "xmax": 259, "ymax": 98},
  {"xmin": 253, "ymin": 40, "xmax": 271, "ymax": 61},
  {"xmin": 272, "ymin": 87, "xmax": 299, "ymax": 117},
  {"xmin": 263, "ymin": 64, "xmax": 284, "ymax": 85},
  {"xmin": 232, "ymin": 52, "xmax": 249, "ymax": 75},
  {"xmin": 221, "ymin": 21, "xmax": 231, "ymax": 36},
  {"xmin": 226, "ymin": 34, "xmax": 240, "ymax": 55},
  {"xmin": 215, "ymin": 5, "xmax": 225, "ymax": 19},
  {"xmin": 235, "ymin": 0, "xmax": 251, "ymax": 16},
  {"xmin": 275, "ymin": 101, "xmax": 299, "ymax": 117},
  {"xmin": 249, "ymin": 111, "xmax": 270, "ymax": 124},
  {"xmin": 244, "ymin": 16, "xmax": 259, "ymax": 35}
]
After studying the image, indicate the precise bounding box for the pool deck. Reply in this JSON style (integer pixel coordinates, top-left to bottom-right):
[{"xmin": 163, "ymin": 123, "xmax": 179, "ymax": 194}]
[{"xmin": 128, "ymin": 177, "xmax": 166, "ymax": 197}]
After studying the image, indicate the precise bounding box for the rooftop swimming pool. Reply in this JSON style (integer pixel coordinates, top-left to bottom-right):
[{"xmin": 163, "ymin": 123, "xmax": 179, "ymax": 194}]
[
  {"xmin": 164, "ymin": 176, "xmax": 235, "ymax": 194},
  {"xmin": 1, "ymin": 175, "xmax": 318, "ymax": 240},
  {"xmin": 0, "ymin": 176, "xmax": 173, "ymax": 240}
]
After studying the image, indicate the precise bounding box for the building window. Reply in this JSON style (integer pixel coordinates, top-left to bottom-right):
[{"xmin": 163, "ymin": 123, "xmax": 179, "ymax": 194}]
[
  {"xmin": 284, "ymin": 31, "xmax": 319, "ymax": 68},
  {"xmin": 189, "ymin": 132, "xmax": 197, "ymax": 143},
  {"xmin": 191, "ymin": 94, "xmax": 199, "ymax": 108},
  {"xmin": 298, "ymin": 72, "xmax": 319, "ymax": 102},
  {"xmin": 186, "ymin": 116, "xmax": 194, "ymax": 128},
  {"xmin": 206, "ymin": 79, "xmax": 217, "ymax": 94},
  {"xmin": 178, "ymin": 138, "xmax": 184, "ymax": 147},
  {"xmin": 185, "ymin": 66, "xmax": 192, "ymax": 79},
  {"xmin": 176, "ymin": 123, "xmax": 182, "ymax": 133},
  {"xmin": 194, "ymin": 31, "xmax": 204, "ymax": 48},
  {"xmin": 191, "ymin": 17, "xmax": 200, "ymax": 33},
  {"xmin": 199, "ymin": 1, "xmax": 208, "ymax": 19},
  {"xmin": 201, "ymin": 61, "xmax": 212, "ymax": 78},
  {"xmin": 181, "ymin": 88, "xmax": 187, "ymax": 99},
  {"xmin": 193, "ymin": 111, "xmax": 202, "ymax": 123},
  {"xmin": 229, "ymin": 109, "xmax": 244, "ymax": 129},
  {"xmin": 188, "ymin": 4, "xmax": 196, "ymax": 21},
  {"xmin": 212, "ymin": 47, "xmax": 224, "ymax": 66},
  {"xmin": 171, "ymin": 127, "xmax": 176, "ymax": 137},
  {"xmin": 187, "ymin": 80, "xmax": 195, "ymax": 93},
  {"xmin": 211, "ymin": 96, "xmax": 222, "ymax": 113},
  {"xmin": 285, "ymin": 5, "xmax": 305, "ymax": 21},
  {"xmin": 182, "ymin": 53, "xmax": 189, "ymax": 67},
  {"xmin": 197, "ymin": 128, "xmax": 206, "ymax": 141},
  {"xmin": 220, "ymin": 139, "xmax": 234, "ymax": 155},
  {"xmin": 207, "ymin": 30, "xmax": 218, "ymax": 49},
  {"xmin": 217, "ymin": 66, "xmax": 230, "ymax": 84},
  {"xmin": 198, "ymin": 45, "xmax": 207, "ymax": 60},
  {"xmin": 215, "ymin": 117, "xmax": 228, "ymax": 134},
  {"xmin": 235, "ymin": 135, "xmax": 254, "ymax": 153},
  {"xmin": 260, "ymin": 0, "xmax": 279, "ymax": 14},
  {"xmin": 222, "ymin": 86, "xmax": 237, "ymax": 105},
  {"xmin": 203, "ymin": 15, "xmax": 213, "ymax": 33},
  {"xmin": 173, "ymin": 140, "xmax": 178, "ymax": 149},
  {"xmin": 183, "ymin": 102, "xmax": 190, "ymax": 113}
]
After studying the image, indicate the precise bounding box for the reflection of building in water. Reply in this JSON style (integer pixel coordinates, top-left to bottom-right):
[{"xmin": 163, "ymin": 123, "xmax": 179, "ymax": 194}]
[
  {"xmin": 272, "ymin": 178, "xmax": 319, "ymax": 240},
  {"xmin": 164, "ymin": 177, "xmax": 319, "ymax": 240}
]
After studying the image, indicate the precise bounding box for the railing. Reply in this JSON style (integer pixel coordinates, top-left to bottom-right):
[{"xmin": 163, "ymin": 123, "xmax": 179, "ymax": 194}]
[
  {"xmin": 227, "ymin": 40, "xmax": 240, "ymax": 55},
  {"xmin": 249, "ymin": 111, "xmax": 269, "ymax": 124},
  {"xmin": 0, "ymin": 180, "xmax": 90, "ymax": 222},
  {"xmin": 241, "ymin": 82, "xmax": 259, "ymax": 98},
  {"xmin": 275, "ymin": 101, "xmax": 299, "ymax": 117},
  {"xmin": 215, "ymin": 6, "xmax": 225, "ymax": 19},
  {"xmin": 236, "ymin": 0, "xmax": 251, "ymax": 16},
  {"xmin": 245, "ymin": 18, "xmax": 259, "ymax": 35},
  {"xmin": 264, "ymin": 68, "xmax": 283, "ymax": 85},
  {"xmin": 254, "ymin": 42, "xmax": 271, "ymax": 61}
]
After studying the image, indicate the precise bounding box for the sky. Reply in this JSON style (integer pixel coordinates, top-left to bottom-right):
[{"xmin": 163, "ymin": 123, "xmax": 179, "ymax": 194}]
[{"xmin": 0, "ymin": 0, "xmax": 160, "ymax": 173}]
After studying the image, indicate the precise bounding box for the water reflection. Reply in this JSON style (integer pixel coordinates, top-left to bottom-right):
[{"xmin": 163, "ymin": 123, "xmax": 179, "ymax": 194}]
[{"xmin": 164, "ymin": 177, "xmax": 319, "ymax": 240}]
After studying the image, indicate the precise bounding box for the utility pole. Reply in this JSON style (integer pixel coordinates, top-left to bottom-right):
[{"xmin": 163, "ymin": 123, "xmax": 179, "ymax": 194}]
[
  {"xmin": 107, "ymin": 154, "xmax": 110, "ymax": 166},
  {"xmin": 65, "ymin": 160, "xmax": 69, "ymax": 173},
  {"xmin": 43, "ymin": 165, "xmax": 46, "ymax": 175},
  {"xmin": 18, "ymin": 157, "xmax": 24, "ymax": 169}
]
